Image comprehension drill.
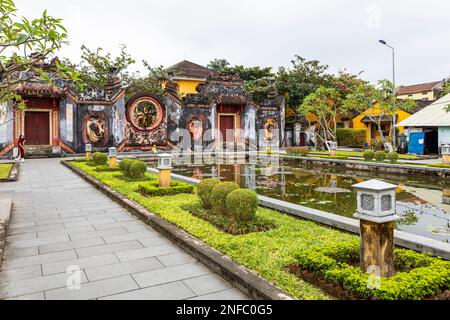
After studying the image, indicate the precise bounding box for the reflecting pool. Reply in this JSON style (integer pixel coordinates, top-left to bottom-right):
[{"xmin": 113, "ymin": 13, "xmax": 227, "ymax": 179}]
[{"xmin": 145, "ymin": 155, "xmax": 450, "ymax": 242}]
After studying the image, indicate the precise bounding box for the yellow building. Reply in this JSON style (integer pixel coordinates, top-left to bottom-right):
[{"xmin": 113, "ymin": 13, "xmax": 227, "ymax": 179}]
[
  {"xmin": 163, "ymin": 60, "xmax": 212, "ymax": 97},
  {"xmin": 352, "ymin": 104, "xmax": 412, "ymax": 145},
  {"xmin": 396, "ymin": 81, "xmax": 443, "ymax": 101}
]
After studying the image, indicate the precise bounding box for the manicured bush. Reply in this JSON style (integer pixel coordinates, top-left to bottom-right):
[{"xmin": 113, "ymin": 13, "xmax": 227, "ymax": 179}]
[
  {"xmin": 95, "ymin": 165, "xmax": 120, "ymax": 173},
  {"xmin": 93, "ymin": 152, "xmax": 108, "ymax": 165},
  {"xmin": 139, "ymin": 181, "xmax": 194, "ymax": 196},
  {"xmin": 119, "ymin": 159, "xmax": 134, "ymax": 176},
  {"xmin": 336, "ymin": 129, "xmax": 354, "ymax": 147},
  {"xmin": 295, "ymin": 241, "xmax": 450, "ymax": 300},
  {"xmin": 226, "ymin": 189, "xmax": 259, "ymax": 223},
  {"xmin": 375, "ymin": 151, "xmax": 387, "ymax": 162},
  {"xmin": 211, "ymin": 182, "xmax": 240, "ymax": 215},
  {"xmin": 387, "ymin": 152, "xmax": 399, "ymax": 164},
  {"xmin": 353, "ymin": 129, "xmax": 367, "ymax": 148},
  {"xmin": 336, "ymin": 129, "xmax": 367, "ymax": 148},
  {"xmin": 129, "ymin": 160, "xmax": 148, "ymax": 180},
  {"xmin": 197, "ymin": 178, "xmax": 221, "ymax": 209},
  {"xmin": 363, "ymin": 150, "xmax": 374, "ymax": 161}
]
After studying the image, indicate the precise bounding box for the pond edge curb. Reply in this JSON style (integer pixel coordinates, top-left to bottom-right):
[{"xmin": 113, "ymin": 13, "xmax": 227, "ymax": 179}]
[{"xmin": 61, "ymin": 160, "xmax": 295, "ymax": 301}]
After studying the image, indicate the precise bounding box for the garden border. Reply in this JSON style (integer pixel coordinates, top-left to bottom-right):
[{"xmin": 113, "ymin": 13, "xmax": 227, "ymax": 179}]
[
  {"xmin": 0, "ymin": 198, "xmax": 13, "ymax": 269},
  {"xmin": 0, "ymin": 162, "xmax": 19, "ymax": 182},
  {"xmin": 145, "ymin": 168, "xmax": 450, "ymax": 260},
  {"xmin": 61, "ymin": 160, "xmax": 294, "ymax": 301}
]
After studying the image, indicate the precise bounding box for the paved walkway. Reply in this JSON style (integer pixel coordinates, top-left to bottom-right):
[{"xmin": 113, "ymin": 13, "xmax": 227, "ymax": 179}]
[{"xmin": 0, "ymin": 159, "xmax": 247, "ymax": 300}]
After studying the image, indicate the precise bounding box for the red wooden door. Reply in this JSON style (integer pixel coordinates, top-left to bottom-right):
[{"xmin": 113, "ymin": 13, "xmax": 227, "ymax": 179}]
[
  {"xmin": 220, "ymin": 115, "xmax": 235, "ymax": 142},
  {"xmin": 25, "ymin": 112, "xmax": 50, "ymax": 145}
]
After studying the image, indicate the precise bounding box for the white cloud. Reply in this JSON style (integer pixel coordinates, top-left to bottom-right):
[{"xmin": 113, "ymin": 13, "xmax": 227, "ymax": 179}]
[{"xmin": 13, "ymin": 0, "xmax": 450, "ymax": 84}]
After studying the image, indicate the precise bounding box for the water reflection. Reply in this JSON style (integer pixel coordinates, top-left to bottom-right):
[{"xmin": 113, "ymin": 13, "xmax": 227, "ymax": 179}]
[{"xmin": 144, "ymin": 156, "xmax": 450, "ymax": 243}]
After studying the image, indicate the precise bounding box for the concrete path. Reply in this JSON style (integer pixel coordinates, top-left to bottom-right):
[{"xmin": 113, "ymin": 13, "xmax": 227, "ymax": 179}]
[{"xmin": 0, "ymin": 158, "xmax": 248, "ymax": 300}]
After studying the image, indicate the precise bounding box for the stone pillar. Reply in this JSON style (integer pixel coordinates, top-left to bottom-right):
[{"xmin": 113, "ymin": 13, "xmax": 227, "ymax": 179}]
[
  {"xmin": 158, "ymin": 153, "xmax": 173, "ymax": 188},
  {"xmin": 360, "ymin": 219, "xmax": 396, "ymax": 277},
  {"xmin": 441, "ymin": 144, "xmax": 450, "ymax": 165},
  {"xmin": 353, "ymin": 179, "xmax": 400, "ymax": 278},
  {"xmin": 85, "ymin": 144, "xmax": 92, "ymax": 161},
  {"xmin": 108, "ymin": 147, "xmax": 117, "ymax": 168}
]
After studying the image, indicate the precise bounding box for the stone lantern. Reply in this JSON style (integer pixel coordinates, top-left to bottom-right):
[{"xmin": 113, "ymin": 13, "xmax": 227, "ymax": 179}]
[
  {"xmin": 108, "ymin": 147, "xmax": 117, "ymax": 168},
  {"xmin": 352, "ymin": 179, "xmax": 400, "ymax": 277},
  {"xmin": 158, "ymin": 153, "xmax": 173, "ymax": 188},
  {"xmin": 441, "ymin": 144, "xmax": 450, "ymax": 165},
  {"xmin": 329, "ymin": 141, "xmax": 338, "ymax": 157},
  {"xmin": 85, "ymin": 144, "xmax": 92, "ymax": 160}
]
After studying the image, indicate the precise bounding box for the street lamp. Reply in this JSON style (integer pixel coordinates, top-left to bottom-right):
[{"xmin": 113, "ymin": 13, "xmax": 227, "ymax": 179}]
[{"xmin": 379, "ymin": 39, "xmax": 397, "ymax": 150}]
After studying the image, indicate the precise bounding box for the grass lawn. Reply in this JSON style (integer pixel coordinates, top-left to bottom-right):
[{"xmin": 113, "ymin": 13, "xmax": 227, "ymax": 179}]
[
  {"xmin": 72, "ymin": 161, "xmax": 358, "ymax": 300},
  {"xmin": 0, "ymin": 163, "xmax": 12, "ymax": 180}
]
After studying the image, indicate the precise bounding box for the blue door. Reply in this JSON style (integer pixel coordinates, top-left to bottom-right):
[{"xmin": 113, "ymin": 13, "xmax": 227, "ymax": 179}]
[{"xmin": 408, "ymin": 132, "xmax": 425, "ymax": 155}]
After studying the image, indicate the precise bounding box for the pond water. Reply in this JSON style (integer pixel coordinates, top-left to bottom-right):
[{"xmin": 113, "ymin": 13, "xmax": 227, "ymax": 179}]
[{"xmin": 144, "ymin": 155, "xmax": 450, "ymax": 243}]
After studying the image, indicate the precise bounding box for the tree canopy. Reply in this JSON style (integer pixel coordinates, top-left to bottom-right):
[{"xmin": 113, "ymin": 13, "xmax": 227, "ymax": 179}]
[{"xmin": 0, "ymin": 0, "xmax": 79, "ymax": 127}]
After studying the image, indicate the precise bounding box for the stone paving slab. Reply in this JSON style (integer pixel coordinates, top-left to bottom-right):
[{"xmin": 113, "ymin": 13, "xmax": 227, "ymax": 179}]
[{"xmin": 0, "ymin": 159, "xmax": 247, "ymax": 300}]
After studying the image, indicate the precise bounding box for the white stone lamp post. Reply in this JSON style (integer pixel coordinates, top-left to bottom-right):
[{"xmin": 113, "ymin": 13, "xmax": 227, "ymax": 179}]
[
  {"xmin": 108, "ymin": 147, "xmax": 117, "ymax": 168},
  {"xmin": 85, "ymin": 144, "xmax": 92, "ymax": 160},
  {"xmin": 329, "ymin": 141, "xmax": 338, "ymax": 157},
  {"xmin": 353, "ymin": 179, "xmax": 400, "ymax": 277},
  {"xmin": 158, "ymin": 153, "xmax": 173, "ymax": 188},
  {"xmin": 441, "ymin": 144, "xmax": 450, "ymax": 165}
]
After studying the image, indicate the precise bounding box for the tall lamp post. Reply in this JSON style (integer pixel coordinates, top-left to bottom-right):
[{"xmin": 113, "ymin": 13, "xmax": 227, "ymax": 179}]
[{"xmin": 379, "ymin": 40, "xmax": 397, "ymax": 150}]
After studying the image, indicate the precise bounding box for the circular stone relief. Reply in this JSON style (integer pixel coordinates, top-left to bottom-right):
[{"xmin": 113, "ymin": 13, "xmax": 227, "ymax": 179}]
[{"xmin": 128, "ymin": 96, "xmax": 164, "ymax": 132}]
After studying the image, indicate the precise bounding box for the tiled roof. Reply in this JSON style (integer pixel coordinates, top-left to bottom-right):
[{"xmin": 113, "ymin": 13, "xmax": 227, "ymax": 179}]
[
  {"xmin": 397, "ymin": 81, "xmax": 442, "ymax": 95},
  {"xmin": 166, "ymin": 60, "xmax": 212, "ymax": 80}
]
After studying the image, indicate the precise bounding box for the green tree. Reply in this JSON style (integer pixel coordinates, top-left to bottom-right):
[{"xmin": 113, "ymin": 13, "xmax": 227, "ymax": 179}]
[
  {"xmin": 0, "ymin": 0, "xmax": 79, "ymax": 127},
  {"xmin": 76, "ymin": 44, "xmax": 135, "ymax": 91},
  {"xmin": 275, "ymin": 55, "xmax": 331, "ymax": 108},
  {"xmin": 125, "ymin": 60, "xmax": 165, "ymax": 100},
  {"xmin": 343, "ymin": 80, "xmax": 415, "ymax": 148},
  {"xmin": 207, "ymin": 58, "xmax": 230, "ymax": 72},
  {"xmin": 299, "ymin": 86, "xmax": 341, "ymax": 152},
  {"xmin": 228, "ymin": 65, "xmax": 275, "ymax": 102}
]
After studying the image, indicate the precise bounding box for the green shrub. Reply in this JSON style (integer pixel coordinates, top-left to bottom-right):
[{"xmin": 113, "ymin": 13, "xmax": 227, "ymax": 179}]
[
  {"xmin": 353, "ymin": 129, "xmax": 367, "ymax": 148},
  {"xmin": 119, "ymin": 159, "xmax": 134, "ymax": 176},
  {"xmin": 211, "ymin": 182, "xmax": 240, "ymax": 215},
  {"xmin": 139, "ymin": 181, "xmax": 194, "ymax": 196},
  {"xmin": 375, "ymin": 151, "xmax": 387, "ymax": 162},
  {"xmin": 363, "ymin": 150, "xmax": 374, "ymax": 161},
  {"xmin": 95, "ymin": 165, "xmax": 120, "ymax": 173},
  {"xmin": 226, "ymin": 189, "xmax": 259, "ymax": 223},
  {"xmin": 295, "ymin": 241, "xmax": 450, "ymax": 300},
  {"xmin": 336, "ymin": 129, "xmax": 354, "ymax": 147},
  {"xmin": 387, "ymin": 152, "xmax": 399, "ymax": 164},
  {"xmin": 129, "ymin": 160, "xmax": 147, "ymax": 180},
  {"xmin": 93, "ymin": 152, "xmax": 108, "ymax": 165},
  {"xmin": 197, "ymin": 179, "xmax": 221, "ymax": 209}
]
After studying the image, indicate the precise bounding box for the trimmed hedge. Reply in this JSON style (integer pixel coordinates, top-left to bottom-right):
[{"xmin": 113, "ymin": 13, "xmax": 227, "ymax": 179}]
[
  {"xmin": 93, "ymin": 152, "xmax": 108, "ymax": 165},
  {"xmin": 387, "ymin": 152, "xmax": 399, "ymax": 164},
  {"xmin": 197, "ymin": 178, "xmax": 221, "ymax": 210},
  {"xmin": 139, "ymin": 180, "xmax": 194, "ymax": 196},
  {"xmin": 295, "ymin": 241, "xmax": 450, "ymax": 300},
  {"xmin": 211, "ymin": 182, "xmax": 240, "ymax": 215},
  {"xmin": 375, "ymin": 151, "xmax": 387, "ymax": 162},
  {"xmin": 336, "ymin": 129, "xmax": 367, "ymax": 148},
  {"xmin": 94, "ymin": 165, "xmax": 121, "ymax": 173},
  {"xmin": 226, "ymin": 189, "xmax": 259, "ymax": 223},
  {"xmin": 119, "ymin": 158, "xmax": 134, "ymax": 176},
  {"xmin": 129, "ymin": 160, "xmax": 147, "ymax": 180},
  {"xmin": 363, "ymin": 150, "xmax": 374, "ymax": 161}
]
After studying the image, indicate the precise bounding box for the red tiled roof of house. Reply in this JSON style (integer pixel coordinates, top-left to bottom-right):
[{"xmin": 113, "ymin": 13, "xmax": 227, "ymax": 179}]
[
  {"xmin": 166, "ymin": 60, "xmax": 213, "ymax": 80},
  {"xmin": 397, "ymin": 81, "xmax": 442, "ymax": 95}
]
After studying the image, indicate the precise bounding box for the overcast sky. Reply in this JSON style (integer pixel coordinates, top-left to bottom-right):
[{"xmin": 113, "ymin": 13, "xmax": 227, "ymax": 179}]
[{"xmin": 15, "ymin": 0, "xmax": 450, "ymax": 85}]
